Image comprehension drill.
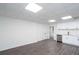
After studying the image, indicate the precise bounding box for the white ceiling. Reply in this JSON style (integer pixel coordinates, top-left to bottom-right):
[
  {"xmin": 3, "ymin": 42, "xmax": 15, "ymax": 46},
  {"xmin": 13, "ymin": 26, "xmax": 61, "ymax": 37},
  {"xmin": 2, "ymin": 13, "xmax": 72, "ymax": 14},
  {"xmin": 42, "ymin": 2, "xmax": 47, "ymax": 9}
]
[{"xmin": 0, "ymin": 3, "xmax": 79, "ymax": 24}]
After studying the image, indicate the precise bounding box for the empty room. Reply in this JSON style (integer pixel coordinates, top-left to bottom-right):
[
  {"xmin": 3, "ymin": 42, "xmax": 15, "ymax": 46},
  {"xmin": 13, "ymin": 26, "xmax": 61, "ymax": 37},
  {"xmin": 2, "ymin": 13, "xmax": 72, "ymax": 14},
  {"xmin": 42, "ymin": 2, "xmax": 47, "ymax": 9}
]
[{"xmin": 0, "ymin": 3, "xmax": 79, "ymax": 55}]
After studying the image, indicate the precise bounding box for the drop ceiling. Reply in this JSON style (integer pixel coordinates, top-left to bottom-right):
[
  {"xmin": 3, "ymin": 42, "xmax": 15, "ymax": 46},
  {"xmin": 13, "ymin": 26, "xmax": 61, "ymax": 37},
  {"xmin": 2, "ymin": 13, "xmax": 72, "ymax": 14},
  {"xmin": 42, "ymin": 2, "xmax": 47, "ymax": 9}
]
[{"xmin": 0, "ymin": 3, "xmax": 79, "ymax": 24}]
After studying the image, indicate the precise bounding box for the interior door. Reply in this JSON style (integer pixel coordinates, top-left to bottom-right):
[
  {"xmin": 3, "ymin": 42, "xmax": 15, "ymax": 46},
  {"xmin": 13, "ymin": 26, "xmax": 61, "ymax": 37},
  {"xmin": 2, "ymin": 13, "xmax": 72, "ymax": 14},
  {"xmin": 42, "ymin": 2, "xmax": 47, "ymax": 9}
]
[{"xmin": 50, "ymin": 26, "xmax": 54, "ymax": 39}]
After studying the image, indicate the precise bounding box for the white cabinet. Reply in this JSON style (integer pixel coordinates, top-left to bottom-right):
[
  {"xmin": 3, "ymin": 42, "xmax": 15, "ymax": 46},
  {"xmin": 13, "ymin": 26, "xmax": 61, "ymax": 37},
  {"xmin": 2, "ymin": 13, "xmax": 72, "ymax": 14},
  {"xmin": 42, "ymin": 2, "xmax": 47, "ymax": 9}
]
[
  {"xmin": 63, "ymin": 35, "xmax": 79, "ymax": 46},
  {"xmin": 56, "ymin": 22, "xmax": 77, "ymax": 30}
]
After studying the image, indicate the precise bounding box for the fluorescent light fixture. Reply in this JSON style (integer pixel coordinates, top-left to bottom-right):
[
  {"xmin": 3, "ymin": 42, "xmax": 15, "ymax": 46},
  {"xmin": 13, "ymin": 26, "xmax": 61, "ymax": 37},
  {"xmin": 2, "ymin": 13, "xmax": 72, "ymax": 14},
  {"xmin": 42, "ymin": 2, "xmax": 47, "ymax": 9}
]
[
  {"xmin": 48, "ymin": 20, "xmax": 56, "ymax": 22},
  {"xmin": 61, "ymin": 16, "xmax": 72, "ymax": 20},
  {"xmin": 25, "ymin": 3, "xmax": 43, "ymax": 13}
]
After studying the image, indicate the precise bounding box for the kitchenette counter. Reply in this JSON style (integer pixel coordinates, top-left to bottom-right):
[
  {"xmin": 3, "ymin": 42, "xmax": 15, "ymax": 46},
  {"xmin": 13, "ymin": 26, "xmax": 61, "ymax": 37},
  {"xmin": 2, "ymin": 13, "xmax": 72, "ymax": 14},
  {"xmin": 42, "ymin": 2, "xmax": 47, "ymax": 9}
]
[{"xmin": 54, "ymin": 34, "xmax": 79, "ymax": 46}]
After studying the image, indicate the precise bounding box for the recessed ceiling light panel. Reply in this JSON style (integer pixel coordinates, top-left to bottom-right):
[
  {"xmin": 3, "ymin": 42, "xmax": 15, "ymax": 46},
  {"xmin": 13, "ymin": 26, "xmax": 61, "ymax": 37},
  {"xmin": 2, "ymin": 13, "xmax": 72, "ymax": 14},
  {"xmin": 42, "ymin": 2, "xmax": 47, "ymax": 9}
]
[
  {"xmin": 48, "ymin": 20, "xmax": 56, "ymax": 22},
  {"xmin": 61, "ymin": 16, "xmax": 72, "ymax": 20},
  {"xmin": 25, "ymin": 3, "xmax": 43, "ymax": 13}
]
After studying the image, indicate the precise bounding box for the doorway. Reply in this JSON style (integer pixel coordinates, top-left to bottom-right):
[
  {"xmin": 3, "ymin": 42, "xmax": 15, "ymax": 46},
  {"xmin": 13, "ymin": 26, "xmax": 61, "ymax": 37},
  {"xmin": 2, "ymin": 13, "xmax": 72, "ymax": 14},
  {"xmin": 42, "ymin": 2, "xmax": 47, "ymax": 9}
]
[{"xmin": 50, "ymin": 26, "xmax": 54, "ymax": 39}]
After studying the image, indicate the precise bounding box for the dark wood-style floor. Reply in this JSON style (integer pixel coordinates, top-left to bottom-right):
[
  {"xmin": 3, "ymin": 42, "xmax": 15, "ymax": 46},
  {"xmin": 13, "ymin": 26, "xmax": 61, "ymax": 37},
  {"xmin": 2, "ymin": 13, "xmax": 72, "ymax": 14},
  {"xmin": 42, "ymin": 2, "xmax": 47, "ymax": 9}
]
[{"xmin": 0, "ymin": 39, "xmax": 79, "ymax": 55}]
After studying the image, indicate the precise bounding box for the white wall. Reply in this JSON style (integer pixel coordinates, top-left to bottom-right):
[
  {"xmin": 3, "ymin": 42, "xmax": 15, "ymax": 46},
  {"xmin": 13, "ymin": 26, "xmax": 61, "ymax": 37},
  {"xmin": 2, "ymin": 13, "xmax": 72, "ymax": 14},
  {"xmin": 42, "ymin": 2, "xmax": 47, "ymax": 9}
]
[
  {"xmin": 0, "ymin": 16, "xmax": 49, "ymax": 51},
  {"xmin": 52, "ymin": 20, "xmax": 79, "ymax": 46}
]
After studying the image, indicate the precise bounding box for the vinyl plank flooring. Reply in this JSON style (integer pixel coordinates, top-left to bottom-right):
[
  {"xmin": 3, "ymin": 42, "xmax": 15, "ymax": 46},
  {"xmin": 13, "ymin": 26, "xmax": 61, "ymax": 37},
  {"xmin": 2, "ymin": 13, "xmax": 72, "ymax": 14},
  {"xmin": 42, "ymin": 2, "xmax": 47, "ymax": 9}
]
[
  {"xmin": 60, "ymin": 45, "xmax": 77, "ymax": 55},
  {"xmin": 0, "ymin": 39, "xmax": 79, "ymax": 55},
  {"xmin": 75, "ymin": 48, "xmax": 79, "ymax": 55}
]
